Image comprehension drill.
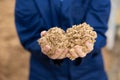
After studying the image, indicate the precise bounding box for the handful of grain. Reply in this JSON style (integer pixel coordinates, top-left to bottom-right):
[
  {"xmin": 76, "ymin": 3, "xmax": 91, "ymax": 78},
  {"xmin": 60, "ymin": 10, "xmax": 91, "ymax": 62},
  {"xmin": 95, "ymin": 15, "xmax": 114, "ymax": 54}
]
[
  {"xmin": 38, "ymin": 27, "xmax": 68, "ymax": 57},
  {"xmin": 66, "ymin": 23, "xmax": 97, "ymax": 53},
  {"xmin": 38, "ymin": 22, "xmax": 97, "ymax": 60}
]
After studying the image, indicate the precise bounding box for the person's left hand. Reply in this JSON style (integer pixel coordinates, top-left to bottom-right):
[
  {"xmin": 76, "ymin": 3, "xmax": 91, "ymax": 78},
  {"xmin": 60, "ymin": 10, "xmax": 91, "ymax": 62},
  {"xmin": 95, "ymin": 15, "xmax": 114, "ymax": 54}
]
[{"xmin": 67, "ymin": 42, "xmax": 94, "ymax": 60}]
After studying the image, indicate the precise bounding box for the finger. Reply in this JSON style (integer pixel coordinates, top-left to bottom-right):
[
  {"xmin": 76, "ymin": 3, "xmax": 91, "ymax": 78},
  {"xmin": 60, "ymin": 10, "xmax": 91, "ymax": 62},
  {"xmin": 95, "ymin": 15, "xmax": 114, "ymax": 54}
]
[
  {"xmin": 66, "ymin": 53, "xmax": 71, "ymax": 58},
  {"xmin": 42, "ymin": 45, "xmax": 51, "ymax": 54},
  {"xmin": 58, "ymin": 49, "xmax": 68, "ymax": 59},
  {"xmin": 41, "ymin": 48, "xmax": 47, "ymax": 54},
  {"xmin": 69, "ymin": 48, "xmax": 79, "ymax": 59},
  {"xmin": 75, "ymin": 45, "xmax": 86, "ymax": 58},
  {"xmin": 70, "ymin": 57, "xmax": 76, "ymax": 60},
  {"xmin": 93, "ymin": 31, "xmax": 97, "ymax": 38},
  {"xmin": 40, "ymin": 31, "xmax": 47, "ymax": 37},
  {"xmin": 50, "ymin": 49, "xmax": 63, "ymax": 59},
  {"xmin": 86, "ymin": 42, "xmax": 93, "ymax": 51},
  {"xmin": 66, "ymin": 53, "xmax": 76, "ymax": 60}
]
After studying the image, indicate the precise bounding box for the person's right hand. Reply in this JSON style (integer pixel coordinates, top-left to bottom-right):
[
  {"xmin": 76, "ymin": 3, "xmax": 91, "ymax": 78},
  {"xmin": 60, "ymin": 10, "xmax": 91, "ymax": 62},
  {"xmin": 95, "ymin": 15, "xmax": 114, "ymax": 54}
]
[{"xmin": 40, "ymin": 31, "xmax": 68, "ymax": 60}]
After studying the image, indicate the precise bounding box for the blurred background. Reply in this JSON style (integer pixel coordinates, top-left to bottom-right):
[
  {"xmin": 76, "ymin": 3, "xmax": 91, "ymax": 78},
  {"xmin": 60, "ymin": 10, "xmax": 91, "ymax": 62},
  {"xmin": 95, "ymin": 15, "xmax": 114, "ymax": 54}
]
[{"xmin": 0, "ymin": 0, "xmax": 120, "ymax": 80}]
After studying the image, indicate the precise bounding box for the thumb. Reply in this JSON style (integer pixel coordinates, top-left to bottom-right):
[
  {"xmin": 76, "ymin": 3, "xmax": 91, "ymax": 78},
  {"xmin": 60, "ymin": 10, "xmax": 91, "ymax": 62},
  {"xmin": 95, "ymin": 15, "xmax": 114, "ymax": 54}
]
[{"xmin": 40, "ymin": 31, "xmax": 47, "ymax": 37}]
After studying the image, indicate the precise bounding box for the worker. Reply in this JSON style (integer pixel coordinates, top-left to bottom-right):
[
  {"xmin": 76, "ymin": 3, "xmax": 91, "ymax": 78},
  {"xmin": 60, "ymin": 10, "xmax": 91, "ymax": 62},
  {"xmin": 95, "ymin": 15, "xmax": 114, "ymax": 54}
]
[{"xmin": 15, "ymin": 0, "xmax": 111, "ymax": 80}]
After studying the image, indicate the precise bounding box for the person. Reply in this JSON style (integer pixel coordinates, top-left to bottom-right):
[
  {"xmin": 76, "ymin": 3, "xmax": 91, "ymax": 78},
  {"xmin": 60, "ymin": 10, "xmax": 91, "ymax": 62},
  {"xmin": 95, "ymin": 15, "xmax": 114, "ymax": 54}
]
[{"xmin": 15, "ymin": 0, "xmax": 111, "ymax": 80}]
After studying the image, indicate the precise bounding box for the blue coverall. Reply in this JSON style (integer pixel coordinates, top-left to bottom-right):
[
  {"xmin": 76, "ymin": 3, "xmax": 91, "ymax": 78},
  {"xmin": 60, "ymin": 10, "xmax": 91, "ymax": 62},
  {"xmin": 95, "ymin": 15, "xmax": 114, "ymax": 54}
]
[{"xmin": 15, "ymin": 0, "xmax": 111, "ymax": 80}]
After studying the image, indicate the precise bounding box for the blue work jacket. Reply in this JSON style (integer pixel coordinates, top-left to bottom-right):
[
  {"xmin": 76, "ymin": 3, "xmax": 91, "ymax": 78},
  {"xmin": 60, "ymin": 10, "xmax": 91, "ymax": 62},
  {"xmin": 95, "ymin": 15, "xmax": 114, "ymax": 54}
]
[{"xmin": 15, "ymin": 0, "xmax": 111, "ymax": 80}]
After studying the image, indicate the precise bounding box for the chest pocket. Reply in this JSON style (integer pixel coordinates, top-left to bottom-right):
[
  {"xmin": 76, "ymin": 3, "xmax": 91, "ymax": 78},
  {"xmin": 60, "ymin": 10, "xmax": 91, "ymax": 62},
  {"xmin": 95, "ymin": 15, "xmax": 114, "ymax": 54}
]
[{"xmin": 71, "ymin": 0, "xmax": 90, "ymax": 24}]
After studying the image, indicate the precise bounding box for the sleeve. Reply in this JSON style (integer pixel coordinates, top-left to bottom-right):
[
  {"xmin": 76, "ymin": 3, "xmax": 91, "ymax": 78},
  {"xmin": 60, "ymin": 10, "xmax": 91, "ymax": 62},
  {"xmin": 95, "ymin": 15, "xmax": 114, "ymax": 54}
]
[
  {"xmin": 84, "ymin": 0, "xmax": 111, "ymax": 54},
  {"xmin": 15, "ymin": 0, "xmax": 49, "ymax": 55}
]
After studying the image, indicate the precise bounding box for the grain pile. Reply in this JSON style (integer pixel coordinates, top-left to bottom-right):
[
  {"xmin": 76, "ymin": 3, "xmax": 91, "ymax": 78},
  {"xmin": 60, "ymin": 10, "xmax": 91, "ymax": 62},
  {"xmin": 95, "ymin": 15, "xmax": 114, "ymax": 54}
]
[
  {"xmin": 38, "ymin": 22, "xmax": 97, "ymax": 60},
  {"xmin": 38, "ymin": 27, "xmax": 68, "ymax": 57},
  {"xmin": 66, "ymin": 23, "xmax": 97, "ymax": 53}
]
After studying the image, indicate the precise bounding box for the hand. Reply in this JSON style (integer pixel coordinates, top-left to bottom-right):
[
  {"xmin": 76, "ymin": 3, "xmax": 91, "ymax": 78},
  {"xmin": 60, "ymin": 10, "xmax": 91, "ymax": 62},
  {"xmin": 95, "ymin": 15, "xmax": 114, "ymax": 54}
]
[
  {"xmin": 66, "ymin": 46, "xmax": 85, "ymax": 60},
  {"xmin": 40, "ymin": 30, "xmax": 50, "ymax": 54},
  {"xmin": 49, "ymin": 48, "xmax": 68, "ymax": 59},
  {"xmin": 40, "ymin": 30, "xmax": 51, "ymax": 57},
  {"xmin": 40, "ymin": 31, "xmax": 68, "ymax": 59},
  {"xmin": 67, "ymin": 42, "xmax": 94, "ymax": 60},
  {"xmin": 42, "ymin": 45, "xmax": 68, "ymax": 60},
  {"xmin": 57, "ymin": 48, "xmax": 68, "ymax": 59}
]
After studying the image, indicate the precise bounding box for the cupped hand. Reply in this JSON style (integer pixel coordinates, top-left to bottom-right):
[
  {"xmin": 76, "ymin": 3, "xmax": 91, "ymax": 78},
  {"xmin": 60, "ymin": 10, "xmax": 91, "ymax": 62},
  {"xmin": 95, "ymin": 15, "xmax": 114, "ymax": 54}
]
[
  {"xmin": 42, "ymin": 46, "xmax": 68, "ymax": 60},
  {"xmin": 67, "ymin": 42, "xmax": 94, "ymax": 60},
  {"xmin": 40, "ymin": 30, "xmax": 69, "ymax": 59}
]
